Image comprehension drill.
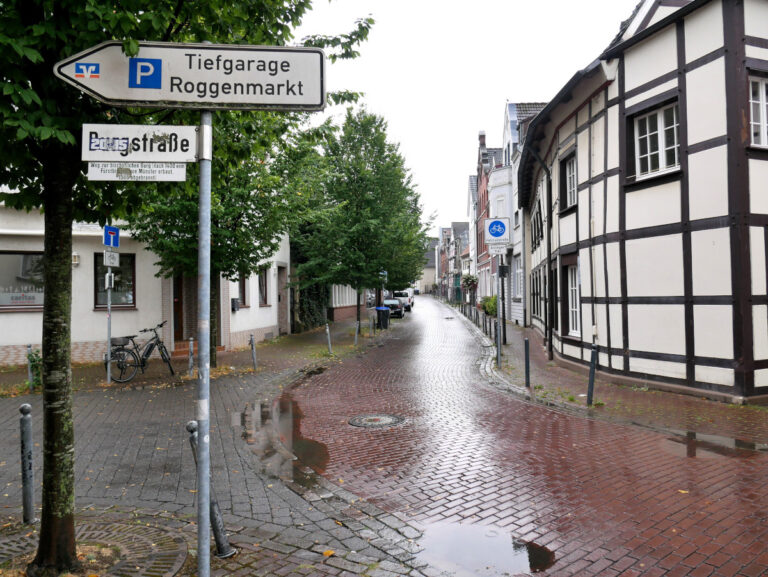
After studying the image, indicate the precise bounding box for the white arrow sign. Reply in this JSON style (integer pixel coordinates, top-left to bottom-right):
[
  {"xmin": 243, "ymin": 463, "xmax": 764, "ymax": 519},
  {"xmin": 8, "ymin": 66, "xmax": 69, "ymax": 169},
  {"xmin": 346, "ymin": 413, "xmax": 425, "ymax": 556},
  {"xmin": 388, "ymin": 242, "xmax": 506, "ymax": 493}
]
[{"xmin": 55, "ymin": 41, "xmax": 325, "ymax": 111}]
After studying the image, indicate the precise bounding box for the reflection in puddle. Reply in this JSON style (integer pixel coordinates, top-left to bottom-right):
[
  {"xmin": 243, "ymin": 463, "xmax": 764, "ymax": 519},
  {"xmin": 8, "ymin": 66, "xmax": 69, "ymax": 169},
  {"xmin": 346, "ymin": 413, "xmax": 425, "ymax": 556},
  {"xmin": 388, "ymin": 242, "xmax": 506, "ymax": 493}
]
[
  {"xmin": 416, "ymin": 522, "xmax": 555, "ymax": 576},
  {"xmin": 662, "ymin": 430, "xmax": 768, "ymax": 459},
  {"xmin": 247, "ymin": 396, "xmax": 329, "ymax": 485}
]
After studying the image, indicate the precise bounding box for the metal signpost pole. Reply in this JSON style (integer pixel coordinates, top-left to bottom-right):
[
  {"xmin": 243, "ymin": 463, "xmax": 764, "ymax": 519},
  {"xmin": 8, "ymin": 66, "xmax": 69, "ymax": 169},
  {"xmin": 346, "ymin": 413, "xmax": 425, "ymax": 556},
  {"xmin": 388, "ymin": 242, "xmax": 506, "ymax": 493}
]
[
  {"xmin": 197, "ymin": 111, "xmax": 213, "ymax": 577},
  {"xmin": 497, "ymin": 255, "xmax": 502, "ymax": 368},
  {"xmin": 107, "ymin": 259, "xmax": 111, "ymax": 384}
]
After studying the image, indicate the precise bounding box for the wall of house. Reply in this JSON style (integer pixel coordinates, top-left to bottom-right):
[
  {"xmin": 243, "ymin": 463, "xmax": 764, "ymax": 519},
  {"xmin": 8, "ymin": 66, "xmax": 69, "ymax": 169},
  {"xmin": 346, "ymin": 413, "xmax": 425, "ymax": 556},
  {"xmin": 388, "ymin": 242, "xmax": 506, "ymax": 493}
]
[
  {"xmin": 0, "ymin": 210, "xmax": 164, "ymax": 365},
  {"xmin": 529, "ymin": 0, "xmax": 768, "ymax": 397},
  {"xmin": 228, "ymin": 235, "xmax": 290, "ymax": 349}
]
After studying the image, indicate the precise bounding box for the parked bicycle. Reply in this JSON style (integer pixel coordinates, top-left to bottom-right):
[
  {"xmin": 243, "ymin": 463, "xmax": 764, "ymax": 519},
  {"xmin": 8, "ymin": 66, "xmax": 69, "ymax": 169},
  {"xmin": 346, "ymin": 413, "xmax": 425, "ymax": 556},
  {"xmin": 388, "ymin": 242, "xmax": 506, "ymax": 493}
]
[{"xmin": 105, "ymin": 320, "xmax": 175, "ymax": 383}]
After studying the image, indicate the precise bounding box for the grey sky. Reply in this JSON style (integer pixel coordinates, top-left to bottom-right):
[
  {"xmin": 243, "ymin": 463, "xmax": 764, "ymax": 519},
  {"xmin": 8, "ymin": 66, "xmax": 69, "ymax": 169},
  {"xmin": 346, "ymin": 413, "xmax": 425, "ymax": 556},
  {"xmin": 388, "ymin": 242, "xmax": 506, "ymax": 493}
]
[{"xmin": 295, "ymin": 1, "xmax": 640, "ymax": 236}]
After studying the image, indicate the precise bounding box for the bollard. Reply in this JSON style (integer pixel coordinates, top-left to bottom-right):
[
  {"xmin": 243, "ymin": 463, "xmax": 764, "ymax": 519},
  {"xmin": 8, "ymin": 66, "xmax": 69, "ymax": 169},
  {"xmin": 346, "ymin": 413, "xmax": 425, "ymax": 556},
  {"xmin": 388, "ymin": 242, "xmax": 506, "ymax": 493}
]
[
  {"xmin": 354, "ymin": 321, "xmax": 359, "ymax": 347},
  {"xmin": 524, "ymin": 338, "xmax": 530, "ymax": 389},
  {"xmin": 587, "ymin": 344, "xmax": 598, "ymax": 407},
  {"xmin": 249, "ymin": 334, "xmax": 257, "ymax": 370},
  {"xmin": 188, "ymin": 338, "xmax": 195, "ymax": 376},
  {"xmin": 495, "ymin": 320, "xmax": 501, "ymax": 368},
  {"xmin": 26, "ymin": 345, "xmax": 33, "ymax": 391},
  {"xmin": 325, "ymin": 323, "xmax": 333, "ymax": 355},
  {"xmin": 19, "ymin": 404, "xmax": 34, "ymax": 524},
  {"xmin": 186, "ymin": 421, "xmax": 237, "ymax": 559}
]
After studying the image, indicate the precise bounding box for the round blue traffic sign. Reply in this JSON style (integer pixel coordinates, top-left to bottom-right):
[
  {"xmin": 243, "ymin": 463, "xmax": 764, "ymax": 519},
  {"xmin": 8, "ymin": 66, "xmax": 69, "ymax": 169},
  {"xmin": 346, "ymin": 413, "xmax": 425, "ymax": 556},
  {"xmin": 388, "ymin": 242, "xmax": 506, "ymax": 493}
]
[{"xmin": 488, "ymin": 220, "xmax": 506, "ymax": 238}]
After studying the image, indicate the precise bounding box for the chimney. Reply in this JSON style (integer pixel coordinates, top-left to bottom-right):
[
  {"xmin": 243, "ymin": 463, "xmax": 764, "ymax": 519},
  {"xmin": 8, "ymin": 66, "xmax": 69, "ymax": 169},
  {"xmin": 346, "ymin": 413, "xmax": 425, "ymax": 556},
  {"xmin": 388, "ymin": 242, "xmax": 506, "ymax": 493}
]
[{"xmin": 479, "ymin": 131, "xmax": 486, "ymax": 147}]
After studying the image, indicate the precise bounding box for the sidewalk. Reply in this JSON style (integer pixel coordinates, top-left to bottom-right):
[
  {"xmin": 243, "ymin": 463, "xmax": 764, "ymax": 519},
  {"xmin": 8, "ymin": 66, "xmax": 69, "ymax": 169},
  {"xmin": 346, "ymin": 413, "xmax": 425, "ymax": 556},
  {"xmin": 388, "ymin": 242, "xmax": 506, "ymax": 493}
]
[{"xmin": 454, "ymin": 302, "xmax": 768, "ymax": 447}]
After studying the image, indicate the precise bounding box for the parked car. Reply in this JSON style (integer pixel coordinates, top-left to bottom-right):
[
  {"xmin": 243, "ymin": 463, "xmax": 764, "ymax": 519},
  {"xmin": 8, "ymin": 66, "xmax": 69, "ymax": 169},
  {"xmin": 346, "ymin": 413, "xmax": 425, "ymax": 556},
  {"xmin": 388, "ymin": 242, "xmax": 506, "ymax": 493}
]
[
  {"xmin": 383, "ymin": 298, "xmax": 405, "ymax": 318},
  {"xmin": 393, "ymin": 289, "xmax": 414, "ymax": 311}
]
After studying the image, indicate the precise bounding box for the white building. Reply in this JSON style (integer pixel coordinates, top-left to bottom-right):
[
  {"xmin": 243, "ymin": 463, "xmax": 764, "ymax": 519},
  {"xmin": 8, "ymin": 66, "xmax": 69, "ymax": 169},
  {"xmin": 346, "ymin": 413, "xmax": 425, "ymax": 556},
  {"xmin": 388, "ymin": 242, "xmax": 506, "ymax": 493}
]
[
  {"xmin": 518, "ymin": 0, "xmax": 768, "ymax": 400},
  {"xmin": 0, "ymin": 206, "xmax": 291, "ymax": 365}
]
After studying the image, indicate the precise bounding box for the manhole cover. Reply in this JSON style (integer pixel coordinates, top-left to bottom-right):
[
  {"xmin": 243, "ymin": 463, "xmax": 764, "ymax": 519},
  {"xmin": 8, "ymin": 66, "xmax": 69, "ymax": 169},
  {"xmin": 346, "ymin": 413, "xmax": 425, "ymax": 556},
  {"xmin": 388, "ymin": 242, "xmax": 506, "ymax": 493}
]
[{"xmin": 349, "ymin": 414, "xmax": 405, "ymax": 428}]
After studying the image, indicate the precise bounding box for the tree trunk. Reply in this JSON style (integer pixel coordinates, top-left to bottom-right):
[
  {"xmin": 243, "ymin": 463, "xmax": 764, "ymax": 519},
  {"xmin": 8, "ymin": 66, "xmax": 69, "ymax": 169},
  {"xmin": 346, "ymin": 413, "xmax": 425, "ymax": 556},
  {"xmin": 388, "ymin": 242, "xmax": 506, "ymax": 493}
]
[
  {"xmin": 28, "ymin": 149, "xmax": 80, "ymax": 577},
  {"xmin": 355, "ymin": 288, "xmax": 361, "ymax": 324}
]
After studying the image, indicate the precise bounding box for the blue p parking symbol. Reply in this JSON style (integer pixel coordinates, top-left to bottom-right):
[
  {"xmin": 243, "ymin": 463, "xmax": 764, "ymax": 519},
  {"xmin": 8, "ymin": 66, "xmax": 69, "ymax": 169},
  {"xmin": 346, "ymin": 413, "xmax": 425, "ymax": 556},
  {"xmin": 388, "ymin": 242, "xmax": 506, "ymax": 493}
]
[{"xmin": 129, "ymin": 58, "xmax": 162, "ymax": 89}]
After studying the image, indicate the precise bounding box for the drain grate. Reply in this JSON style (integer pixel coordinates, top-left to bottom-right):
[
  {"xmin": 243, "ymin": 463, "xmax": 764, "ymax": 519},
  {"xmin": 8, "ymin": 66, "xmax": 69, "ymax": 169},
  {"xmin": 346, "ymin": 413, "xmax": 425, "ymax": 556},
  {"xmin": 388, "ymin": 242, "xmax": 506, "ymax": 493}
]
[{"xmin": 348, "ymin": 414, "xmax": 405, "ymax": 429}]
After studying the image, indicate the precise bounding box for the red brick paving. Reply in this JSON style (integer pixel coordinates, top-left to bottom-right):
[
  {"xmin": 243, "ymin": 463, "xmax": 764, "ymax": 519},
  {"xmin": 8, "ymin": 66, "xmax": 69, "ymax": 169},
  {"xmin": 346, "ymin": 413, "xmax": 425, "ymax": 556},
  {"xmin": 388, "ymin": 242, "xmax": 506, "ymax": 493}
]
[{"xmin": 286, "ymin": 297, "xmax": 768, "ymax": 576}]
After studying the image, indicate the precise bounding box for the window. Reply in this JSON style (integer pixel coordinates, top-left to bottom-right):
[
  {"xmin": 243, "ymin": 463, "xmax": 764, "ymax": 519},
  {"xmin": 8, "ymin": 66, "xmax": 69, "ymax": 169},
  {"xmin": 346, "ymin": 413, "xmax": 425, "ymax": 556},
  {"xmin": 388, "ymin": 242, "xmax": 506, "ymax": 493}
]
[
  {"xmin": 258, "ymin": 268, "xmax": 268, "ymax": 306},
  {"xmin": 567, "ymin": 264, "xmax": 580, "ymax": 336},
  {"xmin": 560, "ymin": 155, "xmax": 577, "ymax": 209},
  {"xmin": 513, "ymin": 255, "xmax": 522, "ymax": 298},
  {"xmin": 95, "ymin": 253, "xmax": 135, "ymax": 308},
  {"xmin": 238, "ymin": 277, "xmax": 248, "ymax": 307},
  {"xmin": 750, "ymin": 77, "xmax": 768, "ymax": 146},
  {"xmin": 634, "ymin": 103, "xmax": 679, "ymax": 177},
  {"xmin": 496, "ymin": 198, "xmax": 505, "ymax": 218},
  {"xmin": 0, "ymin": 252, "xmax": 44, "ymax": 308},
  {"xmin": 514, "ymin": 210, "xmax": 520, "ymax": 228}
]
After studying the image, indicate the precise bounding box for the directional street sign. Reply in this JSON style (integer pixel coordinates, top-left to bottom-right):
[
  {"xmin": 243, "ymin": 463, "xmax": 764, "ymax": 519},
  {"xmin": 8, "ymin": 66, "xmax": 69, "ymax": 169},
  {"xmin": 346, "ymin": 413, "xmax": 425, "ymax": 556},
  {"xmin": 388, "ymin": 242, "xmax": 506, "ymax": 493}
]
[
  {"xmin": 82, "ymin": 124, "xmax": 198, "ymax": 162},
  {"xmin": 103, "ymin": 226, "xmax": 120, "ymax": 248},
  {"xmin": 55, "ymin": 41, "xmax": 325, "ymax": 111},
  {"xmin": 488, "ymin": 244, "xmax": 508, "ymax": 255},
  {"xmin": 484, "ymin": 218, "xmax": 511, "ymax": 244}
]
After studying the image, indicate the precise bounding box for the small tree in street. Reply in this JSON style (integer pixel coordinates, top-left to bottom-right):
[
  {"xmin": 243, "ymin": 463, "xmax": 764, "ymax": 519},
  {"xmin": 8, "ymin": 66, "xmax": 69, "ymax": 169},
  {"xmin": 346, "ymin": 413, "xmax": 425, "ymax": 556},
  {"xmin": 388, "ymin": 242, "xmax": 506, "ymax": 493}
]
[{"xmin": 293, "ymin": 108, "xmax": 430, "ymax": 323}]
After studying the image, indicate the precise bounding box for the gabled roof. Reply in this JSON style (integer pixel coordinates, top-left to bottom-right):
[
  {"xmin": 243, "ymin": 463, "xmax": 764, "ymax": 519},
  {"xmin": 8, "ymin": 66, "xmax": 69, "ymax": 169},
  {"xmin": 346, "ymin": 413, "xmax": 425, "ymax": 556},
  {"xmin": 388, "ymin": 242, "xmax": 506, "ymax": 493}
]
[
  {"xmin": 602, "ymin": 0, "xmax": 701, "ymax": 59},
  {"xmin": 509, "ymin": 102, "xmax": 548, "ymax": 123},
  {"xmin": 468, "ymin": 175, "xmax": 478, "ymax": 204}
]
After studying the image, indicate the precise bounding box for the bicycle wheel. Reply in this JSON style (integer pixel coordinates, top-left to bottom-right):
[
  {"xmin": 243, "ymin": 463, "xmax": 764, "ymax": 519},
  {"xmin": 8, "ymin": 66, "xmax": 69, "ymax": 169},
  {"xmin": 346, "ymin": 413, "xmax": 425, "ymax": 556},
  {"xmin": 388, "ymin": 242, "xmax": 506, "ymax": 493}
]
[
  {"xmin": 106, "ymin": 347, "xmax": 140, "ymax": 383},
  {"xmin": 158, "ymin": 343, "xmax": 175, "ymax": 376}
]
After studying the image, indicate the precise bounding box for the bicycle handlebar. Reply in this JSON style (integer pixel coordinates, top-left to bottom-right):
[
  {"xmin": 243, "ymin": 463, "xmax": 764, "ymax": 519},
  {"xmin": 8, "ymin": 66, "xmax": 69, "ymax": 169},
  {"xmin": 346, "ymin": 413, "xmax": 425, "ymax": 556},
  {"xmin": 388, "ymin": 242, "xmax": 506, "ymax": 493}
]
[{"xmin": 139, "ymin": 320, "xmax": 169, "ymax": 334}]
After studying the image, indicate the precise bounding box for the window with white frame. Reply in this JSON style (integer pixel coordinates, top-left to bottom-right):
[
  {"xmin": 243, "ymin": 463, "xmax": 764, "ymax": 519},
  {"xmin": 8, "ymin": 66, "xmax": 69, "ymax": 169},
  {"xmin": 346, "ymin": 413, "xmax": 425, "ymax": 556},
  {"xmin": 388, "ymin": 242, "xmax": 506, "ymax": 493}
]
[
  {"xmin": 258, "ymin": 268, "xmax": 268, "ymax": 306},
  {"xmin": 634, "ymin": 103, "xmax": 679, "ymax": 177},
  {"xmin": 513, "ymin": 255, "xmax": 522, "ymax": 298},
  {"xmin": 561, "ymin": 155, "xmax": 577, "ymax": 208},
  {"xmin": 567, "ymin": 265, "xmax": 580, "ymax": 336},
  {"xmin": 750, "ymin": 77, "xmax": 768, "ymax": 146}
]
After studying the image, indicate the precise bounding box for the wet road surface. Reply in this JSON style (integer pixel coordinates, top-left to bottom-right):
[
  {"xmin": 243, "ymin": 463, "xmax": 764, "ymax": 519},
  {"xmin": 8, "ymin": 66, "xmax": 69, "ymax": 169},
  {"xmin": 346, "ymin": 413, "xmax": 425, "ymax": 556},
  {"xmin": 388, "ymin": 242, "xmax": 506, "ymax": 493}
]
[{"xmin": 286, "ymin": 296, "xmax": 768, "ymax": 576}]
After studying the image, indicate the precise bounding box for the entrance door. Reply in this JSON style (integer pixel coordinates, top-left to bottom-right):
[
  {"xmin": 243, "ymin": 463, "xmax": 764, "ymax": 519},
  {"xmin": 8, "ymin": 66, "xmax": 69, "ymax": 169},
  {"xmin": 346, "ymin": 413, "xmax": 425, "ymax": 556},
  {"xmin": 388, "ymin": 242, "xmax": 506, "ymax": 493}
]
[{"xmin": 173, "ymin": 276, "xmax": 184, "ymax": 342}]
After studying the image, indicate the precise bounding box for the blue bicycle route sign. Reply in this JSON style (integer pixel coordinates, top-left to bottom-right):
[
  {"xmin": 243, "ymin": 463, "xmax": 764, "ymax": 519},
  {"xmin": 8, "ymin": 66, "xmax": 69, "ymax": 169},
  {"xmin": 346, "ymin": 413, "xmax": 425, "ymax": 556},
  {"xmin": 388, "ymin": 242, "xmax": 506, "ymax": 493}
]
[{"xmin": 484, "ymin": 218, "xmax": 510, "ymax": 244}]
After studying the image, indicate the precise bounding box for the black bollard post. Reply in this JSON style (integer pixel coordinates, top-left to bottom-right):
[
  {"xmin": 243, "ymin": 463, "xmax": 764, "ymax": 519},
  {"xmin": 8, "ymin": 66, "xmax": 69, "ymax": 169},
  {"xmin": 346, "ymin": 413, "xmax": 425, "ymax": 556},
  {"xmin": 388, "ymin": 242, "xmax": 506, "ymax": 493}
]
[
  {"xmin": 525, "ymin": 338, "xmax": 530, "ymax": 389},
  {"xmin": 19, "ymin": 404, "xmax": 35, "ymax": 524},
  {"xmin": 249, "ymin": 334, "xmax": 257, "ymax": 370},
  {"xmin": 186, "ymin": 421, "xmax": 237, "ymax": 559},
  {"xmin": 587, "ymin": 344, "xmax": 598, "ymax": 407}
]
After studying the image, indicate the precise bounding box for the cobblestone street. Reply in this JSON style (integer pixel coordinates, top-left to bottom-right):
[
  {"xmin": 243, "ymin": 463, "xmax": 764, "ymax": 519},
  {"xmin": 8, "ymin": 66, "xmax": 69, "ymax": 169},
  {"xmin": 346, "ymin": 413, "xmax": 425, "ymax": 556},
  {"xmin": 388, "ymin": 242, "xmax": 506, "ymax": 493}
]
[
  {"xmin": 288, "ymin": 297, "xmax": 768, "ymax": 577},
  {"xmin": 1, "ymin": 296, "xmax": 767, "ymax": 576}
]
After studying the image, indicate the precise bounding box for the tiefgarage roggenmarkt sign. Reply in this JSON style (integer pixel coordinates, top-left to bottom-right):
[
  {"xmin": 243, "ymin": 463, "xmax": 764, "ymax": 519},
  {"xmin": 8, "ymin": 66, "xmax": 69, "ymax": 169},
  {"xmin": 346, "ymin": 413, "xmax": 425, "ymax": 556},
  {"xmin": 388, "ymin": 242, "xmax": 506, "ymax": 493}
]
[{"xmin": 54, "ymin": 41, "xmax": 325, "ymax": 111}]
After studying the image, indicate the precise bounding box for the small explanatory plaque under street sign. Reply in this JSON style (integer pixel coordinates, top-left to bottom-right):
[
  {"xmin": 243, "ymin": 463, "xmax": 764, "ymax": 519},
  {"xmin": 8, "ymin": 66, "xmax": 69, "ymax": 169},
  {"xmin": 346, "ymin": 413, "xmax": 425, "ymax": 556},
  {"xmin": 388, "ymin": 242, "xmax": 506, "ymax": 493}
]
[{"xmin": 88, "ymin": 162, "xmax": 186, "ymax": 182}]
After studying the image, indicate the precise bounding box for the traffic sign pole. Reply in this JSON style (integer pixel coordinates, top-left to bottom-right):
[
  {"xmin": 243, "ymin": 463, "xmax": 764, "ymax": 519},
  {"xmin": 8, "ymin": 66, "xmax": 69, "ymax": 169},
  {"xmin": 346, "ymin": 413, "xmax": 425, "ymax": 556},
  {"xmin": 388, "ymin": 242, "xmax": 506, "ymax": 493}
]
[{"xmin": 196, "ymin": 109, "xmax": 212, "ymax": 577}]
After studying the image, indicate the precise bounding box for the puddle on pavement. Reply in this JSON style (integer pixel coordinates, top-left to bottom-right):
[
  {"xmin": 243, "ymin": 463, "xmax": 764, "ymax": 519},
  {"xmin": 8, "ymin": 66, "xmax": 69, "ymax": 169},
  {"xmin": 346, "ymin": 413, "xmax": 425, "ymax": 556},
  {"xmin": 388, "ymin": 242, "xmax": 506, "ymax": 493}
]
[
  {"xmin": 281, "ymin": 395, "xmax": 329, "ymax": 484},
  {"xmin": 416, "ymin": 522, "xmax": 555, "ymax": 576},
  {"xmin": 661, "ymin": 430, "xmax": 768, "ymax": 459}
]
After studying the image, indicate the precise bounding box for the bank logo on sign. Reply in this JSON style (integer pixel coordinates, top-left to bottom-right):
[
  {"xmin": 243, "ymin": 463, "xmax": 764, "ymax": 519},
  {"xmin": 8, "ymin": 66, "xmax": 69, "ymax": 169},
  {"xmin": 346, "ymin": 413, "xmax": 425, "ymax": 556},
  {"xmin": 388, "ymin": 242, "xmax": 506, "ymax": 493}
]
[
  {"xmin": 74, "ymin": 63, "xmax": 100, "ymax": 78},
  {"xmin": 489, "ymin": 220, "xmax": 506, "ymax": 238},
  {"xmin": 129, "ymin": 58, "xmax": 162, "ymax": 89}
]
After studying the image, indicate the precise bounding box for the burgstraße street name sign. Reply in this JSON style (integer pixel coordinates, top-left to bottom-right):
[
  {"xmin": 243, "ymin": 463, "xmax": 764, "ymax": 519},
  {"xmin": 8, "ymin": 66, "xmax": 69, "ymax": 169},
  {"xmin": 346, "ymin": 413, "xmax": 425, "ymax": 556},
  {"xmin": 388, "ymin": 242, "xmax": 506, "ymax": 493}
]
[{"xmin": 54, "ymin": 41, "xmax": 325, "ymax": 111}]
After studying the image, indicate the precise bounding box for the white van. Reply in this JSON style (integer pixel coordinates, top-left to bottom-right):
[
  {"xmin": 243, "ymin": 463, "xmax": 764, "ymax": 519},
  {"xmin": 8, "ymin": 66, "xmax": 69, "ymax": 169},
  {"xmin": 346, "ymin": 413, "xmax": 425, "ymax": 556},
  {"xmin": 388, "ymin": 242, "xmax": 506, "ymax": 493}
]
[{"xmin": 392, "ymin": 289, "xmax": 414, "ymax": 311}]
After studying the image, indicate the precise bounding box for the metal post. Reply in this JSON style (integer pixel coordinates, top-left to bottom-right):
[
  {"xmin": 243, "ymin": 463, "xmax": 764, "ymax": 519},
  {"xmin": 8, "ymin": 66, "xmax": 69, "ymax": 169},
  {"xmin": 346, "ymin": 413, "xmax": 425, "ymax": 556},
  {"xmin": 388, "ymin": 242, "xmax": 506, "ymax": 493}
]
[
  {"xmin": 524, "ymin": 338, "xmax": 530, "ymax": 389},
  {"xmin": 188, "ymin": 338, "xmax": 195, "ymax": 375},
  {"xmin": 187, "ymin": 421, "xmax": 236, "ymax": 559},
  {"xmin": 106, "ymin": 261, "xmax": 112, "ymax": 384},
  {"xmin": 496, "ymin": 255, "xmax": 503, "ymax": 367},
  {"xmin": 354, "ymin": 321, "xmax": 359, "ymax": 347},
  {"xmin": 501, "ymin": 256, "xmax": 507, "ymax": 345},
  {"xmin": 325, "ymin": 323, "xmax": 332, "ymax": 355},
  {"xmin": 249, "ymin": 334, "xmax": 257, "ymax": 370},
  {"xmin": 26, "ymin": 345, "xmax": 33, "ymax": 392},
  {"xmin": 19, "ymin": 404, "xmax": 34, "ymax": 524},
  {"xmin": 197, "ymin": 109, "xmax": 213, "ymax": 577},
  {"xmin": 587, "ymin": 344, "xmax": 598, "ymax": 407}
]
